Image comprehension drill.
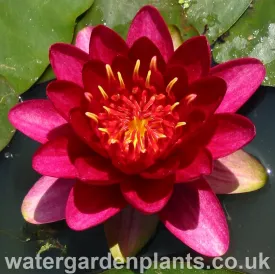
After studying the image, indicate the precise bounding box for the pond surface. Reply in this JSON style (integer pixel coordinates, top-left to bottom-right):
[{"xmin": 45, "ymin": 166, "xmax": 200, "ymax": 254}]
[{"xmin": 0, "ymin": 82, "xmax": 274, "ymax": 273}]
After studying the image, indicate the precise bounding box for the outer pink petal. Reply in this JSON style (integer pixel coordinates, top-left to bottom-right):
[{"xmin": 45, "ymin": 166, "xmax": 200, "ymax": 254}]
[
  {"xmin": 89, "ymin": 25, "xmax": 128, "ymax": 64},
  {"xmin": 120, "ymin": 176, "xmax": 174, "ymax": 214},
  {"xmin": 74, "ymin": 156, "xmax": 124, "ymax": 185},
  {"xmin": 47, "ymin": 80, "xmax": 84, "ymax": 120},
  {"xmin": 21, "ymin": 176, "xmax": 75, "ymax": 224},
  {"xmin": 176, "ymin": 148, "xmax": 213, "ymax": 182},
  {"xmin": 205, "ymin": 150, "xmax": 268, "ymax": 194},
  {"xmin": 32, "ymin": 136, "xmax": 79, "ymax": 178},
  {"xmin": 75, "ymin": 26, "xmax": 94, "ymax": 53},
  {"xmin": 66, "ymin": 182, "xmax": 126, "ymax": 231},
  {"xmin": 159, "ymin": 179, "xmax": 229, "ymax": 257},
  {"xmin": 211, "ymin": 58, "xmax": 266, "ymax": 113},
  {"xmin": 206, "ymin": 113, "xmax": 256, "ymax": 159},
  {"xmin": 127, "ymin": 5, "xmax": 174, "ymax": 62},
  {"xmin": 8, "ymin": 100, "xmax": 69, "ymax": 143},
  {"xmin": 50, "ymin": 43, "xmax": 89, "ymax": 87},
  {"xmin": 169, "ymin": 36, "xmax": 211, "ymax": 84}
]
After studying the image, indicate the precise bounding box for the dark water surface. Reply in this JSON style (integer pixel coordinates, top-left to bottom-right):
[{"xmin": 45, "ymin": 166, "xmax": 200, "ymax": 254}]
[{"xmin": 0, "ymin": 82, "xmax": 274, "ymax": 273}]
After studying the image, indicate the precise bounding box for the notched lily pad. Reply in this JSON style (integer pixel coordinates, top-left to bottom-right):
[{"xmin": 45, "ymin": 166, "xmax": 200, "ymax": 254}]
[
  {"xmin": 0, "ymin": 76, "xmax": 18, "ymax": 152},
  {"xmin": 213, "ymin": 0, "xmax": 275, "ymax": 86},
  {"xmin": 182, "ymin": 0, "xmax": 252, "ymax": 43},
  {"xmin": 0, "ymin": 0, "xmax": 94, "ymax": 94}
]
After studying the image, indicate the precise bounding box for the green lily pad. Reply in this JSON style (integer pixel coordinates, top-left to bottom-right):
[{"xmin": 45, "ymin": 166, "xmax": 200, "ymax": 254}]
[
  {"xmin": 0, "ymin": 76, "xmax": 17, "ymax": 152},
  {"xmin": 0, "ymin": 0, "xmax": 94, "ymax": 94},
  {"xmin": 213, "ymin": 0, "xmax": 275, "ymax": 86},
  {"xmin": 182, "ymin": 0, "xmax": 252, "ymax": 43},
  {"xmin": 76, "ymin": 0, "xmax": 186, "ymax": 39},
  {"xmin": 101, "ymin": 264, "xmax": 243, "ymax": 274}
]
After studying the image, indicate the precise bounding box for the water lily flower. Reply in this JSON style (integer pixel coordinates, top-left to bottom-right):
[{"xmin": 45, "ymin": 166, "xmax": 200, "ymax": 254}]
[{"xmin": 9, "ymin": 5, "xmax": 267, "ymax": 258}]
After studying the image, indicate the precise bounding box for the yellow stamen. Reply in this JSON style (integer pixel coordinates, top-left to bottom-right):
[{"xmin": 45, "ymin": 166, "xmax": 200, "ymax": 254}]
[
  {"xmin": 150, "ymin": 56, "xmax": 157, "ymax": 71},
  {"xmin": 176, "ymin": 122, "xmax": 187, "ymax": 128},
  {"xmin": 103, "ymin": 106, "xmax": 111, "ymax": 113},
  {"xmin": 171, "ymin": 102, "xmax": 180, "ymax": 111},
  {"xmin": 85, "ymin": 112, "xmax": 98, "ymax": 123},
  {"xmin": 145, "ymin": 70, "xmax": 152, "ymax": 88},
  {"xmin": 98, "ymin": 128, "xmax": 109, "ymax": 135},
  {"xmin": 156, "ymin": 133, "xmax": 167, "ymax": 139},
  {"xmin": 117, "ymin": 72, "xmax": 125, "ymax": 89},
  {"xmin": 98, "ymin": 85, "xmax": 108, "ymax": 100},
  {"xmin": 133, "ymin": 59, "xmax": 140, "ymax": 80},
  {"xmin": 106, "ymin": 64, "xmax": 115, "ymax": 80},
  {"xmin": 84, "ymin": 92, "xmax": 93, "ymax": 102},
  {"xmin": 185, "ymin": 94, "xmax": 197, "ymax": 104},
  {"xmin": 166, "ymin": 77, "xmax": 178, "ymax": 96}
]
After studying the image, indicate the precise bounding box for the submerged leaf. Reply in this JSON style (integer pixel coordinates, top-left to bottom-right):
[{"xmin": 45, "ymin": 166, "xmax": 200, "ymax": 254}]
[{"xmin": 205, "ymin": 150, "xmax": 268, "ymax": 194}]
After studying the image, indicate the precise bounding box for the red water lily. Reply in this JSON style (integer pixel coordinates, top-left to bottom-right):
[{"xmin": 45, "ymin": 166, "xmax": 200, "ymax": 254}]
[{"xmin": 9, "ymin": 6, "xmax": 266, "ymax": 257}]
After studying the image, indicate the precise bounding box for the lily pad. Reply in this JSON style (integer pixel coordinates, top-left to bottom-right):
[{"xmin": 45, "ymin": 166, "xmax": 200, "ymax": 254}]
[
  {"xmin": 101, "ymin": 264, "xmax": 243, "ymax": 274},
  {"xmin": 182, "ymin": 0, "xmax": 252, "ymax": 43},
  {"xmin": 213, "ymin": 0, "xmax": 275, "ymax": 86},
  {"xmin": 76, "ymin": 0, "xmax": 186, "ymax": 39},
  {"xmin": 0, "ymin": 0, "xmax": 94, "ymax": 94},
  {"xmin": 0, "ymin": 76, "xmax": 17, "ymax": 152}
]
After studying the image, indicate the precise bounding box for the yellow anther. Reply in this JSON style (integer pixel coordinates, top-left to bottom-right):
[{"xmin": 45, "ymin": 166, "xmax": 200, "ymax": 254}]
[
  {"xmin": 85, "ymin": 112, "xmax": 98, "ymax": 123},
  {"xmin": 185, "ymin": 93, "xmax": 197, "ymax": 104},
  {"xmin": 150, "ymin": 56, "xmax": 157, "ymax": 71},
  {"xmin": 103, "ymin": 106, "xmax": 111, "ymax": 113},
  {"xmin": 145, "ymin": 70, "xmax": 152, "ymax": 88},
  {"xmin": 106, "ymin": 64, "xmax": 115, "ymax": 80},
  {"xmin": 157, "ymin": 133, "xmax": 167, "ymax": 139},
  {"xmin": 166, "ymin": 77, "xmax": 178, "ymax": 96},
  {"xmin": 171, "ymin": 102, "xmax": 180, "ymax": 111},
  {"xmin": 84, "ymin": 92, "xmax": 93, "ymax": 102},
  {"xmin": 133, "ymin": 59, "xmax": 141, "ymax": 80},
  {"xmin": 98, "ymin": 85, "xmax": 108, "ymax": 100},
  {"xmin": 98, "ymin": 128, "xmax": 109, "ymax": 135},
  {"xmin": 117, "ymin": 72, "xmax": 125, "ymax": 89},
  {"xmin": 175, "ymin": 122, "xmax": 187, "ymax": 128}
]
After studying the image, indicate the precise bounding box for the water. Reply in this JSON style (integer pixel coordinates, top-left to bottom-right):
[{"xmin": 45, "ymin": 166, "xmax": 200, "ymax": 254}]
[{"xmin": 0, "ymin": 83, "xmax": 274, "ymax": 273}]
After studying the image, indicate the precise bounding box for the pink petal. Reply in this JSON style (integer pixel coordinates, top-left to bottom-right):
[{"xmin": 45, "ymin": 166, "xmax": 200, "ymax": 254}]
[
  {"xmin": 66, "ymin": 182, "xmax": 126, "ymax": 231},
  {"xmin": 50, "ymin": 43, "xmax": 89, "ymax": 87},
  {"xmin": 89, "ymin": 25, "xmax": 128, "ymax": 64},
  {"xmin": 120, "ymin": 176, "xmax": 174, "ymax": 214},
  {"xmin": 211, "ymin": 58, "xmax": 266, "ymax": 113},
  {"xmin": 21, "ymin": 176, "xmax": 75, "ymax": 224},
  {"xmin": 74, "ymin": 156, "xmax": 124, "ymax": 185},
  {"xmin": 141, "ymin": 156, "xmax": 180, "ymax": 180},
  {"xmin": 8, "ymin": 100, "xmax": 69, "ymax": 143},
  {"xmin": 104, "ymin": 207, "xmax": 159, "ymax": 261},
  {"xmin": 127, "ymin": 5, "xmax": 174, "ymax": 62},
  {"xmin": 75, "ymin": 26, "xmax": 94, "ymax": 53},
  {"xmin": 169, "ymin": 36, "xmax": 211, "ymax": 84},
  {"xmin": 206, "ymin": 113, "xmax": 256, "ymax": 159},
  {"xmin": 159, "ymin": 178, "xmax": 229, "ymax": 257},
  {"xmin": 47, "ymin": 80, "xmax": 84, "ymax": 120},
  {"xmin": 32, "ymin": 135, "xmax": 80, "ymax": 178},
  {"xmin": 205, "ymin": 150, "xmax": 268, "ymax": 194},
  {"xmin": 176, "ymin": 148, "xmax": 213, "ymax": 182}
]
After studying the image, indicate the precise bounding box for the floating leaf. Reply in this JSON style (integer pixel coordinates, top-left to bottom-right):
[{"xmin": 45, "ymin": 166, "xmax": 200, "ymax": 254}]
[
  {"xmin": 0, "ymin": 0, "xmax": 94, "ymax": 94},
  {"xmin": 0, "ymin": 76, "xmax": 17, "ymax": 152},
  {"xmin": 205, "ymin": 150, "xmax": 268, "ymax": 194},
  {"xmin": 213, "ymin": 0, "xmax": 275, "ymax": 86},
  {"xmin": 76, "ymin": 0, "xmax": 186, "ymax": 39},
  {"xmin": 183, "ymin": 0, "xmax": 252, "ymax": 43},
  {"xmin": 104, "ymin": 207, "xmax": 159, "ymax": 262}
]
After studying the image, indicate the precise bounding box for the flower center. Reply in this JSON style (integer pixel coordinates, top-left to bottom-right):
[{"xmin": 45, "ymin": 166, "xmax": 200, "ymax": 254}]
[{"xmin": 85, "ymin": 57, "xmax": 187, "ymax": 169}]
